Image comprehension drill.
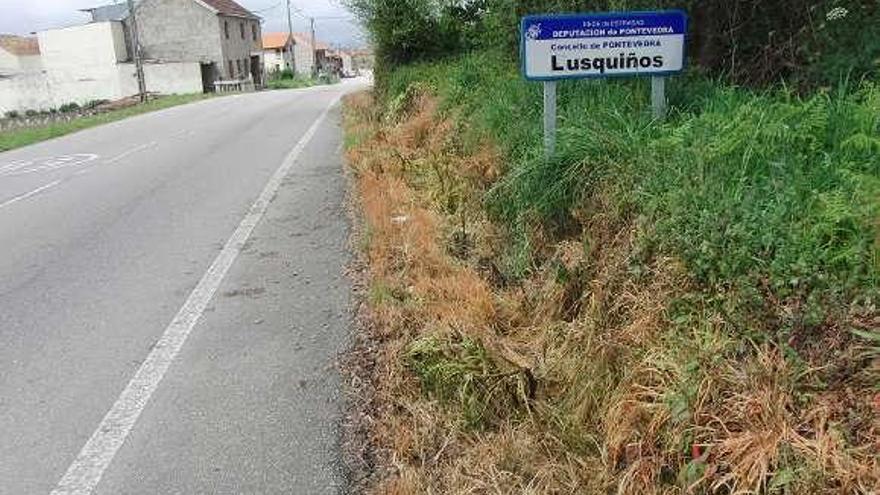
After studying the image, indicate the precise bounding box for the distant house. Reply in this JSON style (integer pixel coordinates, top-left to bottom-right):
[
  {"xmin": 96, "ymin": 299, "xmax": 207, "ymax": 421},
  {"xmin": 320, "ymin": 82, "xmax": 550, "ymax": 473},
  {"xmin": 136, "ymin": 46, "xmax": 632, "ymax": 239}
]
[
  {"xmin": 338, "ymin": 50, "xmax": 354, "ymax": 77},
  {"xmin": 261, "ymin": 33, "xmax": 294, "ymax": 74},
  {"xmin": 290, "ymin": 32, "xmax": 332, "ymax": 77},
  {"xmin": 83, "ymin": 0, "xmax": 264, "ymax": 86},
  {"xmin": 0, "ymin": 35, "xmax": 42, "ymax": 76},
  {"xmin": 350, "ymin": 49, "xmax": 374, "ymax": 74}
]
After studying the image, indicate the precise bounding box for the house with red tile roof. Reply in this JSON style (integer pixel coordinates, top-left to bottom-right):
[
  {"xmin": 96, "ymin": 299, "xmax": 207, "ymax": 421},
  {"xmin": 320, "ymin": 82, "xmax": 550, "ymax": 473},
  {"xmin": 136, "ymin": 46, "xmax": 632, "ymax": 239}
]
[
  {"xmin": 0, "ymin": 35, "xmax": 42, "ymax": 76},
  {"xmin": 261, "ymin": 33, "xmax": 294, "ymax": 74}
]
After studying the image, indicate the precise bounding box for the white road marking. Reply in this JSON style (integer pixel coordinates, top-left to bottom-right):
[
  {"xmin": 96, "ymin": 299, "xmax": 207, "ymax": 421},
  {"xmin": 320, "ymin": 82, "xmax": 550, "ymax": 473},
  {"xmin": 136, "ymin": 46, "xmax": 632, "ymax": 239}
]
[
  {"xmin": 103, "ymin": 142, "xmax": 157, "ymax": 165},
  {"xmin": 0, "ymin": 154, "xmax": 99, "ymax": 177},
  {"xmin": 0, "ymin": 180, "xmax": 62, "ymax": 209},
  {"xmin": 50, "ymin": 93, "xmax": 342, "ymax": 495}
]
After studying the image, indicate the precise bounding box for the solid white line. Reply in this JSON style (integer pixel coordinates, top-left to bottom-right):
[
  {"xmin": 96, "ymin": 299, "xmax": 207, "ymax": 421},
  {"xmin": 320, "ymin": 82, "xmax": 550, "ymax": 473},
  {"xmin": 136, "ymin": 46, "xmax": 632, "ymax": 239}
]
[
  {"xmin": 0, "ymin": 180, "xmax": 62, "ymax": 209},
  {"xmin": 50, "ymin": 94, "xmax": 342, "ymax": 495}
]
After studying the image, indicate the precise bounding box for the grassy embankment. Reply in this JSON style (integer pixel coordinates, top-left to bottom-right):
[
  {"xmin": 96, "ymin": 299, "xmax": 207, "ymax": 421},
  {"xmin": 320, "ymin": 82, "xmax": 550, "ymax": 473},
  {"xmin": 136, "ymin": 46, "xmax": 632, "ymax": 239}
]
[
  {"xmin": 0, "ymin": 93, "xmax": 214, "ymax": 152},
  {"xmin": 345, "ymin": 50, "xmax": 879, "ymax": 494}
]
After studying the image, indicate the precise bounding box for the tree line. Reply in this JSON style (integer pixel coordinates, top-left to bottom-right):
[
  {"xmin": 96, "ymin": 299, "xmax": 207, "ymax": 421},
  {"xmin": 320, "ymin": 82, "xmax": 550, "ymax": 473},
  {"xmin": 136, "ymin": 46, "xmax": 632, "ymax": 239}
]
[{"xmin": 348, "ymin": 0, "xmax": 879, "ymax": 87}]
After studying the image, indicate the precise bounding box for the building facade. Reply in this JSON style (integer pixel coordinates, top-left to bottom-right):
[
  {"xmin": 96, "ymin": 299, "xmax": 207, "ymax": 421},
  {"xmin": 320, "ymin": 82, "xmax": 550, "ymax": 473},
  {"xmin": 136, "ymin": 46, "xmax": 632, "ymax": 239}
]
[
  {"xmin": 0, "ymin": 21, "xmax": 203, "ymax": 113},
  {"xmin": 261, "ymin": 32, "xmax": 294, "ymax": 74},
  {"xmin": 0, "ymin": 35, "xmax": 42, "ymax": 76},
  {"xmin": 85, "ymin": 0, "xmax": 263, "ymax": 84}
]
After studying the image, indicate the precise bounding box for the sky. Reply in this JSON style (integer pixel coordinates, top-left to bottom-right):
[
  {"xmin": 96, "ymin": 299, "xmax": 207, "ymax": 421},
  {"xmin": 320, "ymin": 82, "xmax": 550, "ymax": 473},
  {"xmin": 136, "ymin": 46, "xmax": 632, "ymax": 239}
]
[{"xmin": 0, "ymin": 0, "xmax": 367, "ymax": 47}]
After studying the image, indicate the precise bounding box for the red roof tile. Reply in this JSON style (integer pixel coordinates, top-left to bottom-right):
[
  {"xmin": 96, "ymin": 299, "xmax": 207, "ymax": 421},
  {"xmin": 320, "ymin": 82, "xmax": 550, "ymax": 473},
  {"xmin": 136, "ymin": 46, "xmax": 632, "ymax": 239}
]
[
  {"xmin": 262, "ymin": 32, "xmax": 291, "ymax": 49},
  {"xmin": 0, "ymin": 35, "xmax": 39, "ymax": 56},
  {"xmin": 200, "ymin": 0, "xmax": 257, "ymax": 18}
]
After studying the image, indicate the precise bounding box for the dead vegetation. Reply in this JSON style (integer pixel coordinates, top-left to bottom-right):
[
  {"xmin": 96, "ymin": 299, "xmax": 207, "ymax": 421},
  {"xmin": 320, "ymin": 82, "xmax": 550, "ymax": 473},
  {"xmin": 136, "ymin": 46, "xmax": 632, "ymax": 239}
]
[{"xmin": 342, "ymin": 89, "xmax": 880, "ymax": 494}]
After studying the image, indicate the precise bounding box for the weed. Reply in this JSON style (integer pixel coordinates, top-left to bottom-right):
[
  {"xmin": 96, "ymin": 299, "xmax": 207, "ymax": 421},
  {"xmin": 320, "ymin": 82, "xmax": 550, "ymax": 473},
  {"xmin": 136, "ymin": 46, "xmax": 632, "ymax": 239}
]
[{"xmin": 343, "ymin": 53, "xmax": 880, "ymax": 492}]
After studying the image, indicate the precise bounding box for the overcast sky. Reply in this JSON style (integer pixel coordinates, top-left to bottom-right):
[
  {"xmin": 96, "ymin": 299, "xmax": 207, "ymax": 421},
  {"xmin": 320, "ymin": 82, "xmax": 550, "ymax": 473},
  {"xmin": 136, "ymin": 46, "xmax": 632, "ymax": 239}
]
[{"xmin": 0, "ymin": 0, "xmax": 367, "ymax": 47}]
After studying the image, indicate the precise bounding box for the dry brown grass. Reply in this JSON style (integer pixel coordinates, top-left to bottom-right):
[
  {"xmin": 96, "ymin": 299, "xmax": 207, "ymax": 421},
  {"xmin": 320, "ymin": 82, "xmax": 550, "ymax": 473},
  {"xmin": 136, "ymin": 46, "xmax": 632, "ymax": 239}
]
[{"xmin": 342, "ymin": 89, "xmax": 880, "ymax": 495}]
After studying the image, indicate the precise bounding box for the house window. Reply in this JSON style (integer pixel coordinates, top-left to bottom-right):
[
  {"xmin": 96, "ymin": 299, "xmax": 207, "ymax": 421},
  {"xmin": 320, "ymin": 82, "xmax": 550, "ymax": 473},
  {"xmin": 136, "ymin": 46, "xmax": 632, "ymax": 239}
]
[
  {"xmin": 252, "ymin": 24, "xmax": 257, "ymax": 42},
  {"xmin": 236, "ymin": 59, "xmax": 241, "ymax": 74},
  {"xmin": 240, "ymin": 22, "xmax": 245, "ymax": 39},
  {"xmin": 224, "ymin": 20, "xmax": 229, "ymax": 39},
  {"xmin": 227, "ymin": 59, "xmax": 233, "ymax": 77}
]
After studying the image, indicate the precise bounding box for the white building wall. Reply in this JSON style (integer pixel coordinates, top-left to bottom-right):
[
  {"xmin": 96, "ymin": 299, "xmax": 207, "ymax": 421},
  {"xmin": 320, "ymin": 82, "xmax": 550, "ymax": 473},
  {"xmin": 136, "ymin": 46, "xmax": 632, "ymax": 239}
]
[
  {"xmin": 0, "ymin": 72, "xmax": 52, "ymax": 113},
  {"xmin": 0, "ymin": 21, "xmax": 203, "ymax": 113},
  {"xmin": 18, "ymin": 54, "xmax": 43, "ymax": 72},
  {"xmin": 262, "ymin": 47, "xmax": 292, "ymax": 73},
  {"xmin": 0, "ymin": 48, "xmax": 20, "ymax": 75},
  {"xmin": 0, "ymin": 49, "xmax": 42, "ymax": 76},
  {"xmin": 218, "ymin": 15, "xmax": 261, "ymax": 79},
  {"xmin": 292, "ymin": 41, "xmax": 314, "ymax": 76},
  {"xmin": 138, "ymin": 62, "xmax": 203, "ymax": 94},
  {"xmin": 341, "ymin": 53, "xmax": 353, "ymax": 76},
  {"xmin": 37, "ymin": 22, "xmax": 130, "ymax": 106}
]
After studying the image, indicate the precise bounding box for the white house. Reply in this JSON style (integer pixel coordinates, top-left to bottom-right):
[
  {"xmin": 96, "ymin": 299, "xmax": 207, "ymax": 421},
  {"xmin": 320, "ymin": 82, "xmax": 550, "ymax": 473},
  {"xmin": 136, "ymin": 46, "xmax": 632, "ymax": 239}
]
[{"xmin": 261, "ymin": 32, "xmax": 294, "ymax": 74}]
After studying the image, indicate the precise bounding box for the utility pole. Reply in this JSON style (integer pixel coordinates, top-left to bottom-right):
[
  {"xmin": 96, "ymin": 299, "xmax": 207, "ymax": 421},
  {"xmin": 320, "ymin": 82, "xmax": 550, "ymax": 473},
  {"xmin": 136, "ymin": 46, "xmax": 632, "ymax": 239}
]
[
  {"xmin": 309, "ymin": 17, "xmax": 317, "ymax": 78},
  {"xmin": 285, "ymin": 0, "xmax": 294, "ymax": 72},
  {"xmin": 126, "ymin": 0, "xmax": 147, "ymax": 102}
]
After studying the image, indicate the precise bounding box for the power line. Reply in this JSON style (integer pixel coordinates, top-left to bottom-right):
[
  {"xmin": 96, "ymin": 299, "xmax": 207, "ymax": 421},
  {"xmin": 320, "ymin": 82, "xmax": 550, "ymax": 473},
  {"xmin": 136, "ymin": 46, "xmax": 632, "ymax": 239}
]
[{"xmin": 252, "ymin": 0, "xmax": 284, "ymax": 13}]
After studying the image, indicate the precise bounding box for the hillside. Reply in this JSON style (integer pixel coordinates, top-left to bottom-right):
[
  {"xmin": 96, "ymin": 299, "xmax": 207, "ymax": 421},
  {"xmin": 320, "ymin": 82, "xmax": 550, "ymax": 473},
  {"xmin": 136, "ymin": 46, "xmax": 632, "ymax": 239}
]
[{"xmin": 342, "ymin": 3, "xmax": 880, "ymax": 492}]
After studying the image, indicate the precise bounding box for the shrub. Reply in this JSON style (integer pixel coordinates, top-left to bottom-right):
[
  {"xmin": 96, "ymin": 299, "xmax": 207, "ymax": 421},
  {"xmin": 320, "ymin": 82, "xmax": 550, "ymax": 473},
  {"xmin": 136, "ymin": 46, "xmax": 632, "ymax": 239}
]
[
  {"xmin": 84, "ymin": 99, "xmax": 109, "ymax": 110},
  {"xmin": 4, "ymin": 110, "xmax": 19, "ymax": 119},
  {"xmin": 58, "ymin": 102, "xmax": 81, "ymax": 113}
]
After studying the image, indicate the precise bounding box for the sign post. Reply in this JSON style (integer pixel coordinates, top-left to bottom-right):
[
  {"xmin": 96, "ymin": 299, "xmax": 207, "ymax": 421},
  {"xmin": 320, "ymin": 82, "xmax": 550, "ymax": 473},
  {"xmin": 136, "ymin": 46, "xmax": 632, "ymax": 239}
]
[
  {"xmin": 521, "ymin": 11, "xmax": 688, "ymax": 155},
  {"xmin": 651, "ymin": 75, "xmax": 666, "ymax": 119},
  {"xmin": 543, "ymin": 81, "xmax": 557, "ymax": 156}
]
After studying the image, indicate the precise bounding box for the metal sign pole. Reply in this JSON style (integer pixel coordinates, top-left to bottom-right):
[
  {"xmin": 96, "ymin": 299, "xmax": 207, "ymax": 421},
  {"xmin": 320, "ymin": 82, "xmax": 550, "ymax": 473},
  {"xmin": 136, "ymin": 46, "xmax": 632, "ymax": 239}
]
[
  {"xmin": 543, "ymin": 80, "xmax": 557, "ymax": 157},
  {"xmin": 651, "ymin": 76, "xmax": 667, "ymax": 120}
]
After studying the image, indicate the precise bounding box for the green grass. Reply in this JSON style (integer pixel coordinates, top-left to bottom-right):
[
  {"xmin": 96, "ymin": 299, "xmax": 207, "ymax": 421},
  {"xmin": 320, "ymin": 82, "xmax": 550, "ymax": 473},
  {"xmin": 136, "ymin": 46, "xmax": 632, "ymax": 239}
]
[
  {"xmin": 265, "ymin": 75, "xmax": 317, "ymax": 90},
  {"xmin": 265, "ymin": 73, "xmax": 339, "ymax": 90},
  {"xmin": 383, "ymin": 50, "xmax": 880, "ymax": 339},
  {"xmin": 0, "ymin": 93, "xmax": 214, "ymax": 152}
]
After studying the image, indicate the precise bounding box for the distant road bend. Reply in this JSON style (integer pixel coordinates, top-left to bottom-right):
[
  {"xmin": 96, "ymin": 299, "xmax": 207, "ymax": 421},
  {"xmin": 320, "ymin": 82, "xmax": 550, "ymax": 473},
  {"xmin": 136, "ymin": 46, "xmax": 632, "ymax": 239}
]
[{"xmin": 0, "ymin": 80, "xmax": 366, "ymax": 494}]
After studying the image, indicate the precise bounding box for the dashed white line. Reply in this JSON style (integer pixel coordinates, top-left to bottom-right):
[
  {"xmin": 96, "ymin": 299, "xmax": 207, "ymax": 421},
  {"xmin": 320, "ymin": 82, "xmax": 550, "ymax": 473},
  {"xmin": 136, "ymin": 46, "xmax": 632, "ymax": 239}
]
[
  {"xmin": 103, "ymin": 142, "xmax": 157, "ymax": 165},
  {"xmin": 50, "ymin": 93, "xmax": 343, "ymax": 495},
  {"xmin": 0, "ymin": 180, "xmax": 62, "ymax": 210}
]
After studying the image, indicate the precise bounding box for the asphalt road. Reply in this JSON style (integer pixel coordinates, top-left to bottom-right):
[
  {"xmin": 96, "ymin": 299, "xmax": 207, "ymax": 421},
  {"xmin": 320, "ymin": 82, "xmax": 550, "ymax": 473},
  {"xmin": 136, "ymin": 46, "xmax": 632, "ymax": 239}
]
[{"xmin": 0, "ymin": 80, "xmax": 365, "ymax": 494}]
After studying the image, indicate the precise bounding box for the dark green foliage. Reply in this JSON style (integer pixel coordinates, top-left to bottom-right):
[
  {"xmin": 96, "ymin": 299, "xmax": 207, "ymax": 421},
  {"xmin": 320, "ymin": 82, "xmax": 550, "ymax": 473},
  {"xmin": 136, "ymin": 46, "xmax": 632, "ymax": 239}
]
[
  {"xmin": 346, "ymin": 0, "xmax": 486, "ymax": 81},
  {"xmin": 4, "ymin": 110, "xmax": 20, "ymax": 119},
  {"xmin": 406, "ymin": 334, "xmax": 528, "ymax": 427},
  {"xmin": 58, "ymin": 102, "xmax": 81, "ymax": 113},
  {"xmin": 352, "ymin": 0, "xmax": 880, "ymax": 87}
]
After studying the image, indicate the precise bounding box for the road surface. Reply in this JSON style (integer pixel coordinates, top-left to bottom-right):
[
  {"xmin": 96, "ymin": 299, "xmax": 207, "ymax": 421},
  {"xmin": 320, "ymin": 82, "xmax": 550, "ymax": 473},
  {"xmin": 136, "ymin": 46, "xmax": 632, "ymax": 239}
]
[{"xmin": 0, "ymin": 80, "xmax": 364, "ymax": 494}]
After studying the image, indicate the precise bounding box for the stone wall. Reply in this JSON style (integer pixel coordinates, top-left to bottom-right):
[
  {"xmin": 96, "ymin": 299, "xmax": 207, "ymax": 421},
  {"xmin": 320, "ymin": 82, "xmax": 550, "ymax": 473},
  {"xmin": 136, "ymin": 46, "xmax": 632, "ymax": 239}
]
[
  {"xmin": 218, "ymin": 15, "xmax": 262, "ymax": 80},
  {"xmin": 136, "ymin": 0, "xmax": 223, "ymax": 72}
]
